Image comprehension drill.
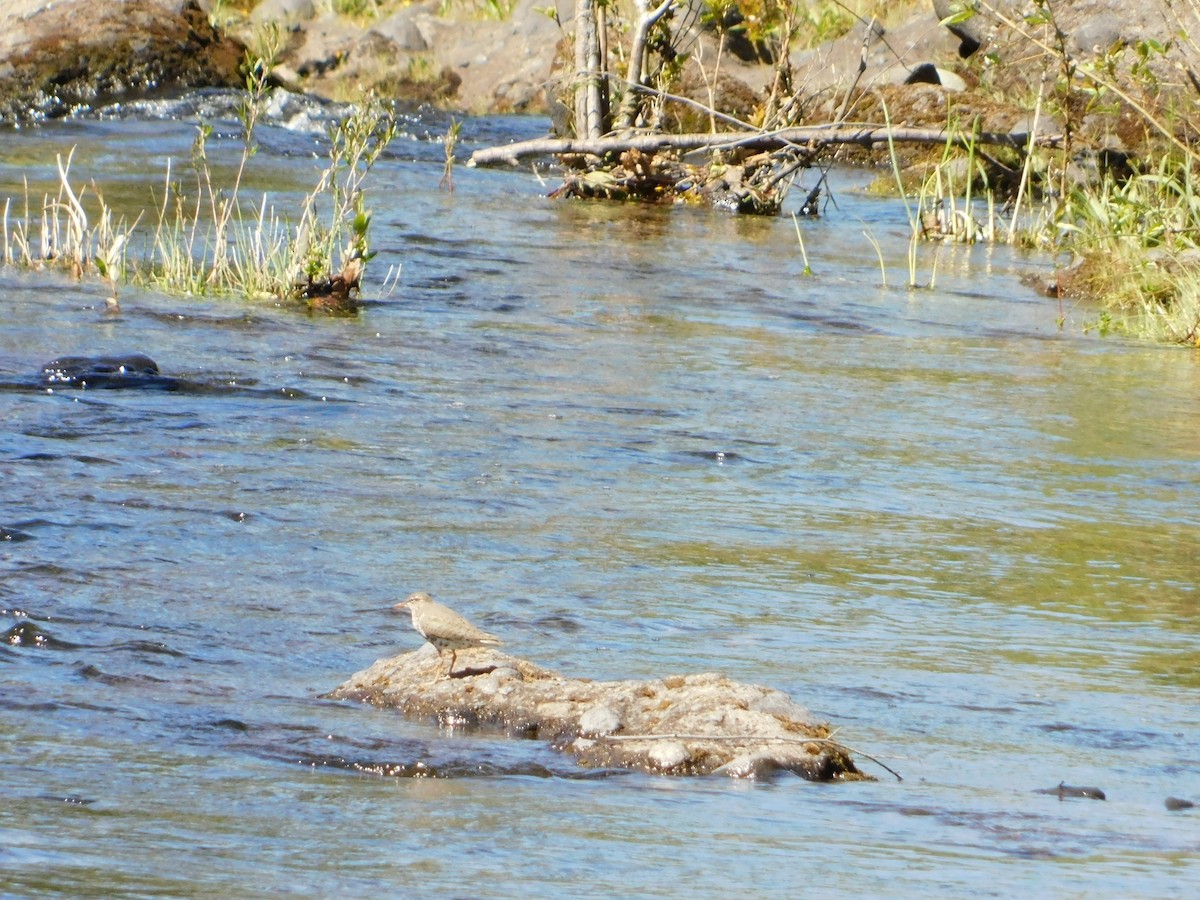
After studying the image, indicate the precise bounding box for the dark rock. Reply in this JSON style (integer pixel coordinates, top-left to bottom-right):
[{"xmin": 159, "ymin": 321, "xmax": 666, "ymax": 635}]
[
  {"xmin": 0, "ymin": 0, "xmax": 245, "ymax": 122},
  {"xmin": 4, "ymin": 621, "xmax": 78, "ymax": 650},
  {"xmin": 1165, "ymin": 796, "xmax": 1195, "ymax": 811},
  {"xmin": 1035, "ymin": 782, "xmax": 1107, "ymax": 800},
  {"xmin": 41, "ymin": 354, "xmax": 181, "ymax": 390}
]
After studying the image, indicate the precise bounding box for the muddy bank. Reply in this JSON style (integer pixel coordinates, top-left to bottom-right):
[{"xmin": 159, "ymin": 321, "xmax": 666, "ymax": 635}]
[{"xmin": 328, "ymin": 645, "xmax": 872, "ymax": 780}]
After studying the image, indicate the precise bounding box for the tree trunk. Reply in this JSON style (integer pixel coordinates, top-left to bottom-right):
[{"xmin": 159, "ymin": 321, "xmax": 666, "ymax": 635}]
[
  {"xmin": 616, "ymin": 0, "xmax": 676, "ymax": 131},
  {"xmin": 573, "ymin": 0, "xmax": 604, "ymax": 139}
]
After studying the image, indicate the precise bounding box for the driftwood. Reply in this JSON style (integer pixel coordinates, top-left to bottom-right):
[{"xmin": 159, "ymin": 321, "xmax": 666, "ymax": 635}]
[
  {"xmin": 328, "ymin": 643, "xmax": 874, "ymax": 781},
  {"xmin": 468, "ymin": 124, "xmax": 1063, "ymax": 168}
]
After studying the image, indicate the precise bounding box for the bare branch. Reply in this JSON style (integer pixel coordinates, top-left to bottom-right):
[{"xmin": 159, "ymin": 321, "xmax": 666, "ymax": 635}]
[
  {"xmin": 598, "ymin": 731, "xmax": 904, "ymax": 781},
  {"xmin": 468, "ymin": 124, "xmax": 1063, "ymax": 168}
]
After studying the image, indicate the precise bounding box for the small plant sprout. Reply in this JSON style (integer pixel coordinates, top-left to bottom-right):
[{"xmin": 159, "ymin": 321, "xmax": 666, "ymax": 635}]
[
  {"xmin": 441, "ymin": 117, "xmax": 462, "ymax": 192},
  {"xmin": 791, "ymin": 211, "xmax": 813, "ymax": 275},
  {"xmin": 864, "ymin": 227, "xmax": 886, "ymax": 288}
]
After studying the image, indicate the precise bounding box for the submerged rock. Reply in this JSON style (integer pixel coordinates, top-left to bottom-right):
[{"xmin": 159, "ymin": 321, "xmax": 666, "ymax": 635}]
[
  {"xmin": 1035, "ymin": 782, "xmax": 1107, "ymax": 801},
  {"xmin": 3, "ymin": 620, "xmax": 78, "ymax": 649},
  {"xmin": 41, "ymin": 354, "xmax": 180, "ymax": 390},
  {"xmin": 328, "ymin": 645, "xmax": 870, "ymax": 781}
]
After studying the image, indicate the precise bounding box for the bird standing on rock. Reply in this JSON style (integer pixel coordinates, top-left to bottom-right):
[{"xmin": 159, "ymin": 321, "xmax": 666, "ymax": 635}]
[{"xmin": 394, "ymin": 591, "xmax": 501, "ymax": 679}]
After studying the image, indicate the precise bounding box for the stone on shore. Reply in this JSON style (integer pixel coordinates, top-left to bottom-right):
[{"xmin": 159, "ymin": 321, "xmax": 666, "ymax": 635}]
[{"xmin": 0, "ymin": 0, "xmax": 244, "ymax": 122}]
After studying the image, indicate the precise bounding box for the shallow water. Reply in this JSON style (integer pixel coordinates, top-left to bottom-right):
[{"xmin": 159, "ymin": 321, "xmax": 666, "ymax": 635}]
[{"xmin": 2, "ymin": 99, "xmax": 1198, "ymax": 896}]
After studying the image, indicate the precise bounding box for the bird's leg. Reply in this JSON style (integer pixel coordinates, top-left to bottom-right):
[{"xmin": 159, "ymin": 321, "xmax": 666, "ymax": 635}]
[
  {"xmin": 445, "ymin": 648, "xmax": 458, "ymax": 679},
  {"xmin": 424, "ymin": 645, "xmax": 445, "ymax": 687}
]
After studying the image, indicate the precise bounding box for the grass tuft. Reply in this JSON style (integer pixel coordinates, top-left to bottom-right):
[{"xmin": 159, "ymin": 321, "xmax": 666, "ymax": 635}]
[{"xmin": 1, "ymin": 39, "xmax": 398, "ymax": 313}]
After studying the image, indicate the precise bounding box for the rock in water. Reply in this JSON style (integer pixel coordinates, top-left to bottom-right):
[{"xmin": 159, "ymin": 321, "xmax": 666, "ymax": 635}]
[
  {"xmin": 41, "ymin": 354, "xmax": 178, "ymax": 390},
  {"xmin": 1035, "ymin": 782, "xmax": 1107, "ymax": 801},
  {"xmin": 328, "ymin": 649, "xmax": 872, "ymax": 781},
  {"xmin": 0, "ymin": 0, "xmax": 244, "ymax": 122}
]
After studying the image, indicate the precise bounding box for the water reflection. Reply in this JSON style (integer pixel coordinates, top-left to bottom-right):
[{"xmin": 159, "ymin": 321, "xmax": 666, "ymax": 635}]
[{"xmin": 1, "ymin": 104, "xmax": 1198, "ymax": 896}]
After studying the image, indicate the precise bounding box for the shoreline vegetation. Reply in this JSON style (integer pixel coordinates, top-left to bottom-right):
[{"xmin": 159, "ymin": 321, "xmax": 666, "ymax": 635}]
[
  {"xmin": 1, "ymin": 1, "xmax": 1199, "ymax": 343},
  {"xmin": 2, "ymin": 33, "xmax": 400, "ymax": 315}
]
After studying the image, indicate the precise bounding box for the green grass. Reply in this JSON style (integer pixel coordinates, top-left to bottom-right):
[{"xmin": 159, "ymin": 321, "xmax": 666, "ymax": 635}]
[
  {"xmin": 1050, "ymin": 158, "xmax": 1200, "ymax": 344},
  {"xmin": 1, "ymin": 44, "xmax": 398, "ymax": 310},
  {"xmin": 865, "ymin": 0, "xmax": 1200, "ymax": 345}
]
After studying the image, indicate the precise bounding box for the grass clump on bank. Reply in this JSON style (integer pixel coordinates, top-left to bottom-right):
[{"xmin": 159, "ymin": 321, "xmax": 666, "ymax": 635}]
[
  {"xmin": 868, "ymin": 0, "xmax": 1200, "ymax": 346},
  {"xmin": 1, "ymin": 44, "xmax": 398, "ymax": 314},
  {"xmin": 1051, "ymin": 158, "xmax": 1200, "ymax": 344},
  {"xmin": 893, "ymin": 131, "xmax": 1200, "ymax": 345}
]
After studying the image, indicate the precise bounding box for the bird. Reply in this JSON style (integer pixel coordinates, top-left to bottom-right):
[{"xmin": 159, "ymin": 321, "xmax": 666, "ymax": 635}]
[{"xmin": 393, "ymin": 591, "xmax": 501, "ymax": 679}]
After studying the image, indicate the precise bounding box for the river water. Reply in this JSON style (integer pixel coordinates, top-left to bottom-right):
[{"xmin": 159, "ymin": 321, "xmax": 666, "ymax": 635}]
[{"xmin": 1, "ymin": 97, "xmax": 1198, "ymax": 896}]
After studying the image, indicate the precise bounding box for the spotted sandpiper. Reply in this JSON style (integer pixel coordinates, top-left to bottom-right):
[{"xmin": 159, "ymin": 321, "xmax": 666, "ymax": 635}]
[{"xmin": 394, "ymin": 591, "xmax": 501, "ymax": 679}]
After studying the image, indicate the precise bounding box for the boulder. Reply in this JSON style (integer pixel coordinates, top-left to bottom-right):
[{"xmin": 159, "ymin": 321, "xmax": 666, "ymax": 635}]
[
  {"xmin": 931, "ymin": 0, "xmax": 1019, "ymax": 56},
  {"xmin": 787, "ymin": 10, "xmax": 963, "ymax": 106},
  {"xmin": 0, "ymin": 0, "xmax": 244, "ymax": 122},
  {"xmin": 249, "ymin": 0, "xmax": 318, "ymax": 26},
  {"xmin": 328, "ymin": 644, "xmax": 871, "ymax": 781},
  {"xmin": 40, "ymin": 354, "xmax": 182, "ymax": 391},
  {"xmin": 242, "ymin": 0, "xmax": 563, "ymax": 112},
  {"xmin": 928, "ymin": 0, "xmax": 1199, "ymax": 86}
]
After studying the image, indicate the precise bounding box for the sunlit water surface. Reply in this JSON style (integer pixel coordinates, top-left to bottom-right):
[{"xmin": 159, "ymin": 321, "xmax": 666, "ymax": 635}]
[{"xmin": 1, "ymin": 98, "xmax": 1198, "ymax": 897}]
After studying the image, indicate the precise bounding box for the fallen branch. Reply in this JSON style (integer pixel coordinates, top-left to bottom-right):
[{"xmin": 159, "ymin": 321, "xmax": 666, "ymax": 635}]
[{"xmin": 468, "ymin": 123, "xmax": 1063, "ymax": 167}]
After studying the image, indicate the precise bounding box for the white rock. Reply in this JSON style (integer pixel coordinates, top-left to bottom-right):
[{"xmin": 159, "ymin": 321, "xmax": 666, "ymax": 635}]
[
  {"xmin": 578, "ymin": 704, "xmax": 622, "ymax": 737},
  {"xmin": 648, "ymin": 742, "xmax": 690, "ymax": 771}
]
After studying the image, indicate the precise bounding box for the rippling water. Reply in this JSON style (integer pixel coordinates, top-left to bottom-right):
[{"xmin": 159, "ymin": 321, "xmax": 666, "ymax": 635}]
[{"xmin": 2, "ymin": 97, "xmax": 1198, "ymax": 896}]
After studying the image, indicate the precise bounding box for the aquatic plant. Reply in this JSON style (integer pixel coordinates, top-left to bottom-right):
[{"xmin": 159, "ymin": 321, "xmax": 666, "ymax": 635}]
[
  {"xmin": 1, "ymin": 149, "xmax": 138, "ymax": 306},
  {"xmin": 289, "ymin": 91, "xmax": 399, "ymax": 306},
  {"xmin": 145, "ymin": 35, "xmax": 397, "ymax": 307},
  {"xmin": 1, "ymin": 40, "xmax": 398, "ymax": 312},
  {"xmin": 791, "ymin": 212, "xmax": 812, "ymax": 275},
  {"xmin": 439, "ymin": 117, "xmax": 463, "ymax": 192},
  {"xmin": 1050, "ymin": 158, "xmax": 1200, "ymax": 344}
]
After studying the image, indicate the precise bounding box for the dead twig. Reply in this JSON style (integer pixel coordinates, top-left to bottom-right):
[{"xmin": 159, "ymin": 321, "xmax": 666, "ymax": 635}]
[{"xmin": 597, "ymin": 731, "xmax": 903, "ymax": 781}]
